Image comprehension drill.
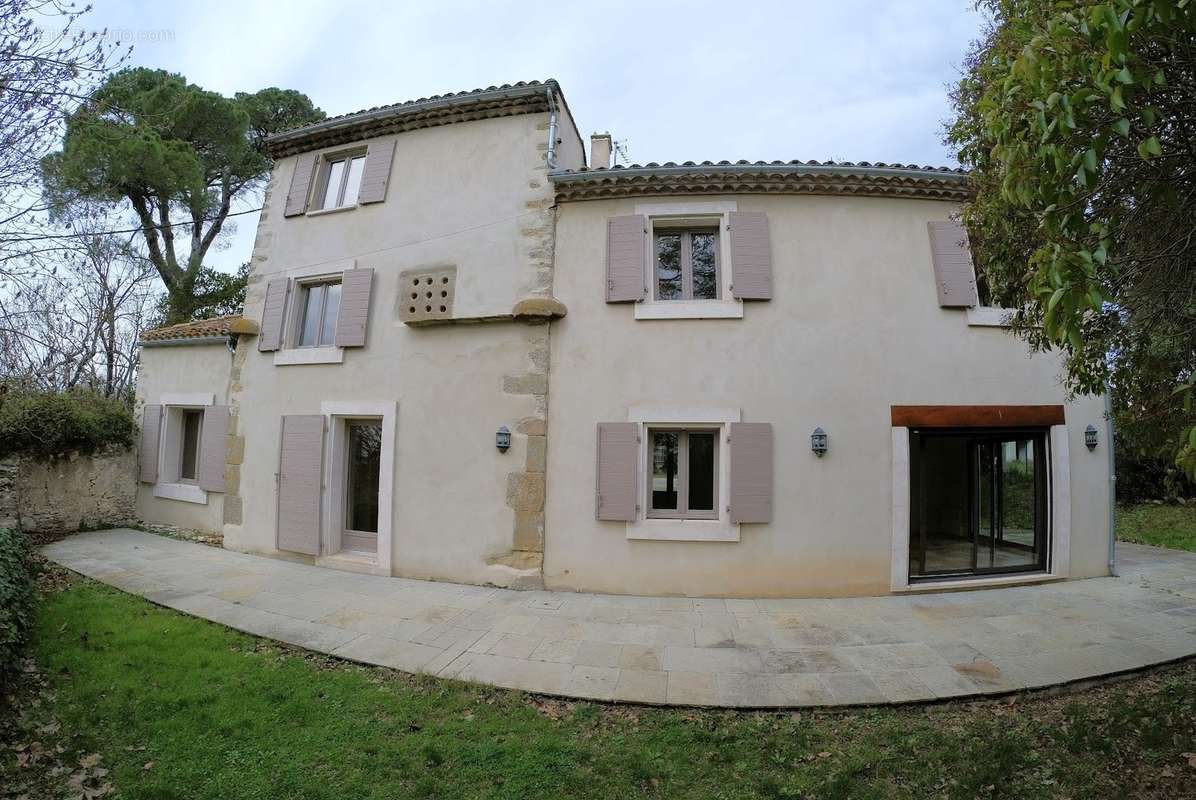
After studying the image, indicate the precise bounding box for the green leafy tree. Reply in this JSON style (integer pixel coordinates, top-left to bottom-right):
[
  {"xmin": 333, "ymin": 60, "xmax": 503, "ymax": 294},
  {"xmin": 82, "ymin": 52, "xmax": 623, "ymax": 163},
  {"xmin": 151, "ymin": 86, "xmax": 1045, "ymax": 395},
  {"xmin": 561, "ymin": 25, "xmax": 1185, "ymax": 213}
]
[
  {"xmin": 42, "ymin": 68, "xmax": 323, "ymax": 323},
  {"xmin": 948, "ymin": 0, "xmax": 1196, "ymax": 482},
  {"xmin": 148, "ymin": 262, "xmax": 249, "ymax": 329}
]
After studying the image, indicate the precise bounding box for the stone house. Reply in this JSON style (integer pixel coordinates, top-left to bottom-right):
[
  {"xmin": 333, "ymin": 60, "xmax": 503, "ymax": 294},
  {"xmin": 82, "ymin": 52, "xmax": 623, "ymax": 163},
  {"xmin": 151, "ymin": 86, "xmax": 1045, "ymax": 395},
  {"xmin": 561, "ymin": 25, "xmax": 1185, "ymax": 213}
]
[{"xmin": 135, "ymin": 79, "xmax": 1113, "ymax": 597}]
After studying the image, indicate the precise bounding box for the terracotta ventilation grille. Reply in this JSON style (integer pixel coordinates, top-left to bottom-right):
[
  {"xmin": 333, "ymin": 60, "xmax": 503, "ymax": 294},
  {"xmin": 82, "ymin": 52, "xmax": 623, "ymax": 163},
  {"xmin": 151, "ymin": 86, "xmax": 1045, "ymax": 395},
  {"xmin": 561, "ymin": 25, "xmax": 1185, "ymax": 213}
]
[{"xmin": 399, "ymin": 266, "xmax": 456, "ymax": 325}]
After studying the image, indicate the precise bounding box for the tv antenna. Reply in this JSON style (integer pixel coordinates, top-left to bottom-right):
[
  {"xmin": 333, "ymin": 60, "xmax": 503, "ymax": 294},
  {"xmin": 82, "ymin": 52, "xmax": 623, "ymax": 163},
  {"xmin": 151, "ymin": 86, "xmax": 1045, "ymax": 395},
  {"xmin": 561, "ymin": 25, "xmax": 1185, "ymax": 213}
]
[{"xmin": 613, "ymin": 139, "xmax": 631, "ymax": 166}]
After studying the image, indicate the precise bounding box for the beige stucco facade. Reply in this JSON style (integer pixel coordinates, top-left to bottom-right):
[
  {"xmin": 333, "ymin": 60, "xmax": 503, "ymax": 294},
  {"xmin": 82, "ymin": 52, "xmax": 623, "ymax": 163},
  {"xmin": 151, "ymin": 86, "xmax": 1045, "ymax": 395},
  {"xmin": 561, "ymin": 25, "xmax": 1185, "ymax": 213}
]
[
  {"xmin": 216, "ymin": 103, "xmax": 584, "ymax": 587},
  {"xmin": 543, "ymin": 193, "xmax": 1110, "ymax": 597},
  {"xmin": 135, "ymin": 80, "xmax": 1112, "ymax": 598},
  {"xmin": 135, "ymin": 341, "xmax": 233, "ymax": 532}
]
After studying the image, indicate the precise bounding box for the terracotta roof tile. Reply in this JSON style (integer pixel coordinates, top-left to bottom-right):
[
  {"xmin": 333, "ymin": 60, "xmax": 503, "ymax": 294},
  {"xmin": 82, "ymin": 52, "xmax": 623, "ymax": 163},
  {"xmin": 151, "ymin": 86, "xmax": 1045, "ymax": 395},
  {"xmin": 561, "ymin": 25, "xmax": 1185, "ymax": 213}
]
[
  {"xmin": 264, "ymin": 80, "xmax": 562, "ymax": 158},
  {"xmin": 553, "ymin": 158, "xmax": 966, "ymax": 177},
  {"xmin": 140, "ymin": 315, "xmax": 258, "ymax": 344},
  {"xmin": 549, "ymin": 159, "xmax": 971, "ymax": 203}
]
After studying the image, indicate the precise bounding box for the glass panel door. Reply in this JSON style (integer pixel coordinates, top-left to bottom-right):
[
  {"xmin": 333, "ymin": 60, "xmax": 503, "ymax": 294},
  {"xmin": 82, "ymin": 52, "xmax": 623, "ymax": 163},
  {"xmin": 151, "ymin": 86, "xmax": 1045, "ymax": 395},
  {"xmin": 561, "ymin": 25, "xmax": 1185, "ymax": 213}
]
[
  {"xmin": 342, "ymin": 420, "xmax": 382, "ymax": 554},
  {"xmin": 910, "ymin": 430, "xmax": 1048, "ymax": 580}
]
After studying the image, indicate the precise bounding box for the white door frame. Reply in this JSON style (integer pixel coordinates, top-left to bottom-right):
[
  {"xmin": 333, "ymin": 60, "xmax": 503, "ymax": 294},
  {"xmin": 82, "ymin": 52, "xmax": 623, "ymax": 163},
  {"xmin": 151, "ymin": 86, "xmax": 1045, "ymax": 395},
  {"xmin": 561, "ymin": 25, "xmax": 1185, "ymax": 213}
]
[
  {"xmin": 317, "ymin": 400, "xmax": 396, "ymax": 576},
  {"xmin": 890, "ymin": 424, "xmax": 1071, "ymax": 591}
]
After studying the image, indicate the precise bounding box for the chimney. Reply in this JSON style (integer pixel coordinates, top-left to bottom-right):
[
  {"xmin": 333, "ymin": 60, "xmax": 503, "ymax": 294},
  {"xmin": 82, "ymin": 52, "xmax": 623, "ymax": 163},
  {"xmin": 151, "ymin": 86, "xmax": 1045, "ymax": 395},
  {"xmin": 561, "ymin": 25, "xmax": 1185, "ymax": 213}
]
[{"xmin": 590, "ymin": 132, "xmax": 612, "ymax": 170}]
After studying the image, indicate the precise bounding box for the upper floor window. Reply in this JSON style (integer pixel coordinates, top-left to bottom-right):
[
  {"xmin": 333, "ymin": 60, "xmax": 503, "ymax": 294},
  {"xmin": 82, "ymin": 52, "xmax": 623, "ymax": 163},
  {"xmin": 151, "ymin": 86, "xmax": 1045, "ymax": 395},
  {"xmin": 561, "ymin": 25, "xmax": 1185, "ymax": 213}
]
[
  {"xmin": 296, "ymin": 279, "xmax": 342, "ymax": 347},
  {"xmin": 319, "ymin": 154, "xmax": 366, "ymax": 210},
  {"xmin": 655, "ymin": 228, "xmax": 720, "ymax": 301}
]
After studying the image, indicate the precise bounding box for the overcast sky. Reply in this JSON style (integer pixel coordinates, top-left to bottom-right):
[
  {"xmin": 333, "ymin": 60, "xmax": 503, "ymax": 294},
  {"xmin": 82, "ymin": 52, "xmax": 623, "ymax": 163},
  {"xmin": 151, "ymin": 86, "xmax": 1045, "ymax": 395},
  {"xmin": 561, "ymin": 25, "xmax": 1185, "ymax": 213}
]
[{"xmin": 86, "ymin": 0, "xmax": 986, "ymax": 272}]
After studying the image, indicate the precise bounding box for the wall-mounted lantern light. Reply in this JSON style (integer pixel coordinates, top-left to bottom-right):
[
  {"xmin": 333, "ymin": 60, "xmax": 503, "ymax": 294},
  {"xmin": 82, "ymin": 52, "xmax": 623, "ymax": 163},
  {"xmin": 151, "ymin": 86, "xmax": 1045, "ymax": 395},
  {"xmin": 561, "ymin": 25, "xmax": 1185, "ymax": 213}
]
[
  {"xmin": 1085, "ymin": 424, "xmax": 1098, "ymax": 451},
  {"xmin": 496, "ymin": 425, "xmax": 511, "ymax": 453},
  {"xmin": 811, "ymin": 427, "xmax": 828, "ymax": 457}
]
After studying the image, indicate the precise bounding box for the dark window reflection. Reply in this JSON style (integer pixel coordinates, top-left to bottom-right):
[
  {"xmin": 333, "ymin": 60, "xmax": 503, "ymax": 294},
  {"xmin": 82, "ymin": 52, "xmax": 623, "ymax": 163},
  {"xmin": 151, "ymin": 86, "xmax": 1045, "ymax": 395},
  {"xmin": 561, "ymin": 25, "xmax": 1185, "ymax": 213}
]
[
  {"xmin": 656, "ymin": 233, "xmax": 682, "ymax": 300},
  {"xmin": 347, "ymin": 422, "xmax": 382, "ymax": 533},
  {"xmin": 651, "ymin": 431, "xmax": 679, "ymax": 510},
  {"xmin": 688, "ymin": 432, "xmax": 716, "ymax": 510},
  {"xmin": 691, "ymin": 232, "xmax": 718, "ymax": 300}
]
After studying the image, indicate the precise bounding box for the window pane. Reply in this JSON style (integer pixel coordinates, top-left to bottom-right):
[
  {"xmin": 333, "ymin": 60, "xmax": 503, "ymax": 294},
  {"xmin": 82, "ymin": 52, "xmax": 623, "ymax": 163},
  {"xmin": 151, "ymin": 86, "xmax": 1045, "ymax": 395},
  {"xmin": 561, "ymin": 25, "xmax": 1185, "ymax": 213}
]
[
  {"xmin": 655, "ymin": 233, "xmax": 682, "ymax": 300},
  {"xmin": 911, "ymin": 435, "xmax": 974, "ymax": 574},
  {"xmin": 347, "ymin": 422, "xmax": 382, "ymax": 533},
  {"xmin": 651, "ymin": 431, "xmax": 679, "ymax": 510},
  {"xmin": 322, "ymin": 159, "xmax": 346, "ymax": 208},
  {"xmin": 180, "ymin": 411, "xmax": 202, "ymax": 480},
  {"xmin": 298, "ymin": 284, "xmax": 323, "ymax": 346},
  {"xmin": 320, "ymin": 282, "xmax": 341, "ymax": 345},
  {"xmin": 688, "ymin": 432, "xmax": 716, "ymax": 511},
  {"xmin": 994, "ymin": 438, "xmax": 1039, "ymax": 567},
  {"xmin": 691, "ymin": 232, "xmax": 718, "ymax": 300},
  {"xmin": 342, "ymin": 156, "xmax": 365, "ymax": 205}
]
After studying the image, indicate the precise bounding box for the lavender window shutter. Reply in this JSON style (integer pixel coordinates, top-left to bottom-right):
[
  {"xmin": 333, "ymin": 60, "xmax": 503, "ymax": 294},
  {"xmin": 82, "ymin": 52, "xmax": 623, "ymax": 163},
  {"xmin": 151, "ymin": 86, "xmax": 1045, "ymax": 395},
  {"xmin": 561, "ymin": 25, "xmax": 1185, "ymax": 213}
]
[
  {"xmin": 258, "ymin": 277, "xmax": 289, "ymax": 352},
  {"xmin": 277, "ymin": 414, "xmax": 324, "ymax": 555},
  {"xmin": 357, "ymin": 140, "xmax": 396, "ymax": 204},
  {"xmin": 606, "ymin": 215, "xmax": 647, "ymax": 302},
  {"xmin": 138, "ymin": 404, "xmax": 162, "ymax": 483},
  {"xmin": 596, "ymin": 422, "xmax": 638, "ymax": 521},
  {"xmin": 729, "ymin": 422, "xmax": 772, "ymax": 523},
  {"xmin": 283, "ymin": 152, "xmax": 318, "ymax": 217},
  {"xmin": 334, "ymin": 268, "xmax": 374, "ymax": 347},
  {"xmin": 927, "ymin": 221, "xmax": 979, "ymax": 307},
  {"xmin": 197, "ymin": 406, "xmax": 230, "ymax": 492},
  {"xmin": 729, "ymin": 212, "xmax": 773, "ymax": 300}
]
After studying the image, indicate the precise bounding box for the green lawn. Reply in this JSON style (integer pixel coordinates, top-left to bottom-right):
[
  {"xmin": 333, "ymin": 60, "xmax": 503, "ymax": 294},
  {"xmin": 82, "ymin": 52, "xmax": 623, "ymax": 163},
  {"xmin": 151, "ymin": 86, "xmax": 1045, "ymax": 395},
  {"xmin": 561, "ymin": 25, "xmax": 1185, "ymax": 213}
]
[
  {"xmin": 5, "ymin": 581, "xmax": 1196, "ymax": 799},
  {"xmin": 1118, "ymin": 503, "xmax": 1196, "ymax": 552}
]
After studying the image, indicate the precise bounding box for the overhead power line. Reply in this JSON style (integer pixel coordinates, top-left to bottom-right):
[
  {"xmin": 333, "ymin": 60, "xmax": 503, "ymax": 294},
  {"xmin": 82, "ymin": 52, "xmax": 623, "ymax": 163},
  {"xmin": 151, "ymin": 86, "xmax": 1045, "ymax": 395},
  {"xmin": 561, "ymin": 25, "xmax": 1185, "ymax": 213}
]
[{"xmin": 1, "ymin": 207, "xmax": 264, "ymax": 243}]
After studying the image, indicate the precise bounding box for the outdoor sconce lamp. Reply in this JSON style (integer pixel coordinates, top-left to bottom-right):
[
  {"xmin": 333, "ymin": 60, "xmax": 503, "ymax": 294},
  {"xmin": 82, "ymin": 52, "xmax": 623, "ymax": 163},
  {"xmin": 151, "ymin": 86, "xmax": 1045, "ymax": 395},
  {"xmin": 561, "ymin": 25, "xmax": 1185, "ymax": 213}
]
[
  {"xmin": 1085, "ymin": 424, "xmax": 1098, "ymax": 451},
  {"xmin": 496, "ymin": 425, "xmax": 511, "ymax": 453},
  {"xmin": 811, "ymin": 427, "xmax": 828, "ymax": 457}
]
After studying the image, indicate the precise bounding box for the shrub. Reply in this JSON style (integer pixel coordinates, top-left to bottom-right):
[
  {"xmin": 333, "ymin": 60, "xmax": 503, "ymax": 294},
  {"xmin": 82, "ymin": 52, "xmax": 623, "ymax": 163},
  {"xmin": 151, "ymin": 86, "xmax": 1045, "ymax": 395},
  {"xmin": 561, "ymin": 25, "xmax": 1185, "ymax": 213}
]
[
  {"xmin": 0, "ymin": 386, "xmax": 136, "ymax": 459},
  {"xmin": 0, "ymin": 528, "xmax": 36, "ymax": 692},
  {"xmin": 1116, "ymin": 447, "xmax": 1196, "ymax": 503}
]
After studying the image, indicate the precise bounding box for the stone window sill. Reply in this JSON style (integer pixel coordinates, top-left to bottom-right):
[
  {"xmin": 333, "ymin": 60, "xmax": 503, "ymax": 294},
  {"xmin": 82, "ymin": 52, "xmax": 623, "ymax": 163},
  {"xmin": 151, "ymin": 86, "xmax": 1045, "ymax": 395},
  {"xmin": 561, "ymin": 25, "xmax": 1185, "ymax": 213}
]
[
  {"xmin": 305, "ymin": 204, "xmax": 359, "ymax": 218},
  {"xmin": 273, "ymin": 346, "xmax": 344, "ymax": 366},
  {"xmin": 966, "ymin": 306, "xmax": 1014, "ymax": 327},
  {"xmin": 153, "ymin": 483, "xmax": 208, "ymax": 505},
  {"xmin": 626, "ymin": 518, "xmax": 740, "ymax": 542},
  {"xmin": 635, "ymin": 300, "xmax": 744, "ymax": 320}
]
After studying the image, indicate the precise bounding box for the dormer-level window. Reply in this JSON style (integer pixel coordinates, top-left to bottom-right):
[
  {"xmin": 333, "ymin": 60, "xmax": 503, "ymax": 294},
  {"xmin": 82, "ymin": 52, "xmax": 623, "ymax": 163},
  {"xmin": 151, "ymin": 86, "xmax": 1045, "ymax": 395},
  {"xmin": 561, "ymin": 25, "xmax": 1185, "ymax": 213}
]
[
  {"xmin": 655, "ymin": 228, "xmax": 720, "ymax": 301},
  {"xmin": 319, "ymin": 154, "xmax": 366, "ymax": 210}
]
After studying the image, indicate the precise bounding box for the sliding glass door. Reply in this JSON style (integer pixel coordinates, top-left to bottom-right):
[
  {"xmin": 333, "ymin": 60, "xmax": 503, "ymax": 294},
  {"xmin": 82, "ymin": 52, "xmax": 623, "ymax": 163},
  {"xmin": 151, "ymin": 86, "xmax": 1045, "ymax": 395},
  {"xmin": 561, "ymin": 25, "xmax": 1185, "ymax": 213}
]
[{"xmin": 909, "ymin": 429, "xmax": 1049, "ymax": 580}]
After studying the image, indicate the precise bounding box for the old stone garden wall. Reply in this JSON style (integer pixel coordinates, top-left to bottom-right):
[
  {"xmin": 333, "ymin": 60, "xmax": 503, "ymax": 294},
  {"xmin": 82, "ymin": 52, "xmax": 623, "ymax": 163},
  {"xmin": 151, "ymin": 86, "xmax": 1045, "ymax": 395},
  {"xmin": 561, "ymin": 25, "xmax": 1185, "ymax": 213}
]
[{"xmin": 0, "ymin": 447, "xmax": 135, "ymax": 533}]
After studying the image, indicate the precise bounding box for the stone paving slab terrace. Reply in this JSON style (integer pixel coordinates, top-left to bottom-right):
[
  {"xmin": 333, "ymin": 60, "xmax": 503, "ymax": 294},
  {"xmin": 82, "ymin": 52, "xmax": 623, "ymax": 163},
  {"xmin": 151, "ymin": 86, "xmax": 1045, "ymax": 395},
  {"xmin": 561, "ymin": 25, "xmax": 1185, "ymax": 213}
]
[{"xmin": 42, "ymin": 530, "xmax": 1196, "ymax": 708}]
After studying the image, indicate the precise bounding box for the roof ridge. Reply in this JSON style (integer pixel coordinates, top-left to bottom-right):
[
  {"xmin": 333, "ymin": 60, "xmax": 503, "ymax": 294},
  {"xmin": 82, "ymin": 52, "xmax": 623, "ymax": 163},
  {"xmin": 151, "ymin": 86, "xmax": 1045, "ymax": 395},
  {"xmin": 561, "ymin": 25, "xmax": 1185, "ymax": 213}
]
[
  {"xmin": 560, "ymin": 159, "xmax": 965, "ymax": 175},
  {"xmin": 266, "ymin": 79, "xmax": 557, "ymax": 143}
]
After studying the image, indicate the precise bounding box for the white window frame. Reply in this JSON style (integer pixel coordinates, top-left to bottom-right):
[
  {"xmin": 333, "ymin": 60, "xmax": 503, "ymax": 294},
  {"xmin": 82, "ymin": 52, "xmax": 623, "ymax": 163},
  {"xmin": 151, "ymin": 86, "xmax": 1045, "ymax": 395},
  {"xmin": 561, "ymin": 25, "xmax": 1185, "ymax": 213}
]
[
  {"xmin": 889, "ymin": 424, "xmax": 1071, "ymax": 591},
  {"xmin": 645, "ymin": 428, "xmax": 720, "ymax": 520},
  {"xmin": 292, "ymin": 277, "xmax": 342, "ymax": 349},
  {"xmin": 271, "ymin": 261, "xmax": 354, "ymax": 366},
  {"xmin": 626, "ymin": 406, "xmax": 740, "ymax": 542},
  {"xmin": 634, "ymin": 201, "xmax": 744, "ymax": 320},
  {"xmin": 309, "ymin": 149, "xmax": 367, "ymax": 213},
  {"xmin": 152, "ymin": 392, "xmax": 214, "ymax": 505},
  {"xmin": 317, "ymin": 400, "xmax": 396, "ymax": 577}
]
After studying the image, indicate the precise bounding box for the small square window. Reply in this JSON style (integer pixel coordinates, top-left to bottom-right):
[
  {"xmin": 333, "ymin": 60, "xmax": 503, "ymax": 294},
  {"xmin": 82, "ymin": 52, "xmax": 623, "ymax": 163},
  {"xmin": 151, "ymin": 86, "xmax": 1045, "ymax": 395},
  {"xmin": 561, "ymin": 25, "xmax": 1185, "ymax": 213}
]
[
  {"xmin": 647, "ymin": 428, "xmax": 719, "ymax": 520},
  {"xmin": 654, "ymin": 228, "xmax": 720, "ymax": 301},
  {"xmin": 318, "ymin": 154, "xmax": 366, "ymax": 210},
  {"xmin": 179, "ymin": 409, "xmax": 203, "ymax": 482},
  {"xmin": 296, "ymin": 280, "xmax": 341, "ymax": 347}
]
